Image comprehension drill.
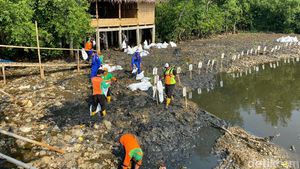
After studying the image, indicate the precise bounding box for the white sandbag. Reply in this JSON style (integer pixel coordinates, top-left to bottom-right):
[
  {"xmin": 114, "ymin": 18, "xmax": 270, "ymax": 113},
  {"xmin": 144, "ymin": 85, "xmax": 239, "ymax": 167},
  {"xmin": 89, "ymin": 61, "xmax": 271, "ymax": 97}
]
[
  {"xmin": 276, "ymin": 36, "xmax": 298, "ymax": 43},
  {"xmin": 89, "ymin": 104, "xmax": 101, "ymax": 115},
  {"xmin": 136, "ymin": 71, "xmax": 144, "ymax": 80},
  {"xmin": 132, "ymin": 67, "xmax": 138, "ymax": 74},
  {"xmin": 122, "ymin": 40, "xmax": 127, "ymax": 49},
  {"xmin": 128, "ymin": 81, "xmax": 152, "ymax": 91},
  {"xmin": 157, "ymin": 80, "xmax": 164, "ymax": 103},
  {"xmin": 162, "ymin": 42, "xmax": 169, "ymax": 48},
  {"xmin": 170, "ymin": 41, "xmax": 177, "ymax": 48},
  {"xmin": 156, "ymin": 43, "xmax": 163, "ymax": 49},
  {"xmin": 140, "ymin": 50, "xmax": 150, "ymax": 57},
  {"xmin": 127, "ymin": 46, "xmax": 135, "ymax": 55},
  {"xmin": 144, "ymin": 40, "xmax": 150, "ymax": 50},
  {"xmin": 102, "ymin": 64, "xmax": 123, "ymax": 72},
  {"xmin": 81, "ymin": 48, "xmax": 88, "ymax": 60},
  {"xmin": 149, "ymin": 43, "xmax": 156, "ymax": 48}
]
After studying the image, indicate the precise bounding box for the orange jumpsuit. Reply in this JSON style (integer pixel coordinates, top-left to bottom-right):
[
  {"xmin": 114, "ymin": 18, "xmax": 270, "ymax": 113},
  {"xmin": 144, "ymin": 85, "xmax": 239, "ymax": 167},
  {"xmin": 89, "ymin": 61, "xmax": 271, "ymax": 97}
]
[{"xmin": 120, "ymin": 134, "xmax": 143, "ymax": 169}]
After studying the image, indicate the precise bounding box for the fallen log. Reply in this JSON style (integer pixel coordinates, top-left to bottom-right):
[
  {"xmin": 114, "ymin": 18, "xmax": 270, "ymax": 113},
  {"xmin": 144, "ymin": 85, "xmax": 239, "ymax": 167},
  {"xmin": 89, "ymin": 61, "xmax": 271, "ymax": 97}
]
[{"xmin": 0, "ymin": 129, "xmax": 65, "ymax": 154}]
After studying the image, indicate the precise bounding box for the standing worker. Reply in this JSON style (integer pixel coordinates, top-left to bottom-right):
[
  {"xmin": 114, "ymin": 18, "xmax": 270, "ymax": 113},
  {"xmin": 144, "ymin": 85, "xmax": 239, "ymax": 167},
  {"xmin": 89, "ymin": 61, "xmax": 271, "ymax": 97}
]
[
  {"xmin": 131, "ymin": 50, "xmax": 142, "ymax": 75},
  {"xmin": 119, "ymin": 133, "xmax": 143, "ymax": 169},
  {"xmin": 163, "ymin": 63, "xmax": 177, "ymax": 108},
  {"xmin": 91, "ymin": 70, "xmax": 110, "ymax": 117},
  {"xmin": 102, "ymin": 67, "xmax": 117, "ymax": 103},
  {"xmin": 85, "ymin": 38, "xmax": 93, "ymax": 58},
  {"xmin": 90, "ymin": 51, "xmax": 102, "ymax": 78}
]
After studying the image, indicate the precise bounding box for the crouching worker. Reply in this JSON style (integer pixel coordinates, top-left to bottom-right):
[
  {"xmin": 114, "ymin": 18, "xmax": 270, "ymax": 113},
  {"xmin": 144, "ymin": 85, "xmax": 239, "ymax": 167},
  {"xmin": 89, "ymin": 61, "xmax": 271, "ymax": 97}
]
[
  {"xmin": 120, "ymin": 133, "xmax": 143, "ymax": 169},
  {"xmin": 131, "ymin": 50, "xmax": 142, "ymax": 76},
  {"xmin": 91, "ymin": 69, "xmax": 110, "ymax": 117},
  {"xmin": 102, "ymin": 68, "xmax": 117, "ymax": 103}
]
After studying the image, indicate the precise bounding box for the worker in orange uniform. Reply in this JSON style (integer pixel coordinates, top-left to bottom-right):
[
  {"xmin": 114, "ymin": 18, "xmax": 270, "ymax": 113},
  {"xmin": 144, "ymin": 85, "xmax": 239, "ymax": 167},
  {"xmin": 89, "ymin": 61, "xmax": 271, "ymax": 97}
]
[
  {"xmin": 163, "ymin": 63, "xmax": 177, "ymax": 108},
  {"xmin": 91, "ymin": 69, "xmax": 110, "ymax": 117},
  {"xmin": 119, "ymin": 133, "xmax": 143, "ymax": 169},
  {"xmin": 85, "ymin": 38, "xmax": 93, "ymax": 58},
  {"xmin": 102, "ymin": 67, "xmax": 117, "ymax": 103}
]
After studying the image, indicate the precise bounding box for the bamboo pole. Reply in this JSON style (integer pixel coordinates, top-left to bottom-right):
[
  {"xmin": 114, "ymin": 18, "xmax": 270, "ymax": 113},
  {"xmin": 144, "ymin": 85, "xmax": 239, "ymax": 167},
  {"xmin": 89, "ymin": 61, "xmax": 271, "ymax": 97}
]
[
  {"xmin": 35, "ymin": 21, "xmax": 43, "ymax": 79},
  {"xmin": 96, "ymin": 0, "xmax": 100, "ymax": 51},
  {"xmin": 0, "ymin": 152, "xmax": 37, "ymax": 169},
  {"xmin": 0, "ymin": 129, "xmax": 65, "ymax": 154},
  {"xmin": 0, "ymin": 44, "xmax": 94, "ymax": 52},
  {"xmin": 76, "ymin": 50, "xmax": 80, "ymax": 72},
  {"xmin": 0, "ymin": 62, "xmax": 89, "ymax": 67},
  {"xmin": 2, "ymin": 66, "xmax": 6, "ymax": 84}
]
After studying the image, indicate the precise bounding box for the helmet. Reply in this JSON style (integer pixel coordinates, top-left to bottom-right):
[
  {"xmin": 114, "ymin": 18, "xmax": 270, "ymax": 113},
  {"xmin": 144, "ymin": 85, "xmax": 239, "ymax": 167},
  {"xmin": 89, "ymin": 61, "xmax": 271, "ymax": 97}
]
[
  {"xmin": 103, "ymin": 67, "xmax": 108, "ymax": 72},
  {"xmin": 164, "ymin": 63, "xmax": 169, "ymax": 68}
]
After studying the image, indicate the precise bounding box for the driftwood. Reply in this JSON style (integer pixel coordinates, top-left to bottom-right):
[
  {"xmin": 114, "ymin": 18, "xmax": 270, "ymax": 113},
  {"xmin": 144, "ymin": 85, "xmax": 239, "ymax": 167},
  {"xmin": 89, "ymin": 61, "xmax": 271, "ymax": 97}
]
[
  {"xmin": 0, "ymin": 152, "xmax": 37, "ymax": 169},
  {"xmin": 0, "ymin": 129, "xmax": 65, "ymax": 154}
]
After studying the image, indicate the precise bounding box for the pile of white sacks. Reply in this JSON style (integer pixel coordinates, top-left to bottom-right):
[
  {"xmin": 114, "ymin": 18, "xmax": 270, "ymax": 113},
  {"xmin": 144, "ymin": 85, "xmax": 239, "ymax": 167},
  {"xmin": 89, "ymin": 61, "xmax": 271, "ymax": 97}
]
[
  {"xmin": 276, "ymin": 36, "xmax": 298, "ymax": 43},
  {"xmin": 123, "ymin": 40, "xmax": 177, "ymax": 57},
  {"xmin": 126, "ymin": 40, "xmax": 177, "ymax": 91}
]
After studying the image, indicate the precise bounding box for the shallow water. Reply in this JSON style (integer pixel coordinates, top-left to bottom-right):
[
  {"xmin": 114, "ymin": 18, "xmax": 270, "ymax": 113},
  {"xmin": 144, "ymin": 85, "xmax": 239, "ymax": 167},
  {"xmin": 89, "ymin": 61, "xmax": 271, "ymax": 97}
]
[{"xmin": 189, "ymin": 60, "xmax": 300, "ymax": 168}]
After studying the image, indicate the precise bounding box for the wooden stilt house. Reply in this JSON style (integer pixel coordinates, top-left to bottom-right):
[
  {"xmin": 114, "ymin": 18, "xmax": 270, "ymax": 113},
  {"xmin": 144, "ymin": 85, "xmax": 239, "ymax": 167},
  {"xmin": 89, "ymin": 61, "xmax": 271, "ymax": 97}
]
[{"xmin": 89, "ymin": 0, "xmax": 156, "ymax": 50}]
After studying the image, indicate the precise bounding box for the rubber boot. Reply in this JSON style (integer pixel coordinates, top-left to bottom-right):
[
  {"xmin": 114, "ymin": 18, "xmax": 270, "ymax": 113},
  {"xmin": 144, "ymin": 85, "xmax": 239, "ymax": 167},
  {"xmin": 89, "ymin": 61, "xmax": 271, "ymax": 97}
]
[
  {"xmin": 165, "ymin": 98, "xmax": 171, "ymax": 109},
  {"xmin": 107, "ymin": 96, "xmax": 111, "ymax": 103},
  {"xmin": 91, "ymin": 111, "xmax": 96, "ymax": 116},
  {"xmin": 101, "ymin": 110, "xmax": 107, "ymax": 117}
]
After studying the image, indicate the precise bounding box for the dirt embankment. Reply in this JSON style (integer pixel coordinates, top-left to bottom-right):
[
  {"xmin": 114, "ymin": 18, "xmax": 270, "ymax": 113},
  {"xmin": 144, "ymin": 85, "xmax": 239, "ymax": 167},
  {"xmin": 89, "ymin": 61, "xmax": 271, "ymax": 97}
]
[
  {"xmin": 0, "ymin": 33, "xmax": 299, "ymax": 168},
  {"xmin": 215, "ymin": 127, "xmax": 296, "ymax": 169}
]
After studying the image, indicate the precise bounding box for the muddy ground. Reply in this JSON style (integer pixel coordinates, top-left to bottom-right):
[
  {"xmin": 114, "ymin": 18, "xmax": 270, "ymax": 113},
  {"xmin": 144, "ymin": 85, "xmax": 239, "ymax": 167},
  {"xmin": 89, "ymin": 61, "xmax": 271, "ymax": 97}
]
[{"xmin": 0, "ymin": 33, "xmax": 299, "ymax": 168}]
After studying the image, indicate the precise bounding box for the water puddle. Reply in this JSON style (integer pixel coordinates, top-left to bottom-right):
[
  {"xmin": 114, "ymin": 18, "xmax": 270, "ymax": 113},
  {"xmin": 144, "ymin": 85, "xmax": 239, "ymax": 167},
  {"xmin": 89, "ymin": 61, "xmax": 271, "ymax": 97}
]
[{"xmin": 190, "ymin": 61, "xmax": 300, "ymax": 167}]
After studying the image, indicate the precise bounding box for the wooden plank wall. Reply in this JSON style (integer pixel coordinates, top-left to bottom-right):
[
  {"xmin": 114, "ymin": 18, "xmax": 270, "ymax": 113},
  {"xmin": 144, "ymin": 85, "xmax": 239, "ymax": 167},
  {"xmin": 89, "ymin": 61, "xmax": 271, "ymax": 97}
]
[
  {"xmin": 91, "ymin": 3, "xmax": 155, "ymax": 28},
  {"xmin": 138, "ymin": 3, "xmax": 155, "ymax": 25}
]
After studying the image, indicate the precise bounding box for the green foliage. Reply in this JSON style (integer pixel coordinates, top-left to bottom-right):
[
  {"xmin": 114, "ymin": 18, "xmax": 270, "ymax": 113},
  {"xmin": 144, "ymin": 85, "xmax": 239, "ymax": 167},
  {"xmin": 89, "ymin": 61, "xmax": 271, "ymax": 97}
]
[
  {"xmin": 156, "ymin": 0, "xmax": 300, "ymax": 41},
  {"xmin": 0, "ymin": 0, "xmax": 36, "ymax": 46},
  {"xmin": 0, "ymin": 0, "xmax": 92, "ymax": 59}
]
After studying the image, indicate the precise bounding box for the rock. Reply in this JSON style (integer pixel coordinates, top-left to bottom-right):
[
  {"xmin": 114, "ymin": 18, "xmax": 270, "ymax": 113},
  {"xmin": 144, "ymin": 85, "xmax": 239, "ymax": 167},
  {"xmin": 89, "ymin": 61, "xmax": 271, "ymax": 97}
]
[
  {"xmin": 18, "ymin": 85, "xmax": 31, "ymax": 90},
  {"xmin": 63, "ymin": 135, "xmax": 72, "ymax": 142},
  {"xmin": 39, "ymin": 150, "xmax": 47, "ymax": 156},
  {"xmin": 103, "ymin": 120, "xmax": 112, "ymax": 130},
  {"xmin": 20, "ymin": 100, "xmax": 33, "ymax": 108},
  {"xmin": 40, "ymin": 156, "xmax": 51, "ymax": 164},
  {"xmin": 20, "ymin": 126, "xmax": 32, "ymax": 133},
  {"xmin": 72, "ymin": 129, "xmax": 83, "ymax": 137}
]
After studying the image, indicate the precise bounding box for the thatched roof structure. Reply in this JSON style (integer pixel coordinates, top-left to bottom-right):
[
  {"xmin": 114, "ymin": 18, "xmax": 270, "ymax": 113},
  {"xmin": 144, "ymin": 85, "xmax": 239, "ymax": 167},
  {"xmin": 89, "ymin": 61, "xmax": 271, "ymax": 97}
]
[{"xmin": 90, "ymin": 0, "xmax": 156, "ymax": 3}]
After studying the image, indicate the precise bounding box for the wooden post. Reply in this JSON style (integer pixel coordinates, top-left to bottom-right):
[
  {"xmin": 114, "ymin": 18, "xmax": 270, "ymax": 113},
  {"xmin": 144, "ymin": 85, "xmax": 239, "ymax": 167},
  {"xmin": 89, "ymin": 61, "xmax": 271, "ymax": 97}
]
[
  {"xmin": 2, "ymin": 66, "xmax": 6, "ymax": 84},
  {"xmin": 119, "ymin": 3, "xmax": 121, "ymax": 19},
  {"xmin": 152, "ymin": 26, "xmax": 155, "ymax": 43},
  {"xmin": 104, "ymin": 32, "xmax": 108, "ymax": 50},
  {"xmin": 35, "ymin": 21, "xmax": 44, "ymax": 79},
  {"xmin": 110, "ymin": 31, "xmax": 114, "ymax": 46},
  {"xmin": 118, "ymin": 28, "xmax": 122, "ymax": 49},
  {"xmin": 183, "ymin": 87, "xmax": 187, "ymax": 108},
  {"xmin": 136, "ymin": 27, "xmax": 140, "ymax": 45},
  {"xmin": 76, "ymin": 50, "xmax": 80, "ymax": 72},
  {"xmin": 189, "ymin": 64, "xmax": 193, "ymax": 79},
  {"xmin": 41, "ymin": 66, "xmax": 45, "ymax": 79},
  {"xmin": 96, "ymin": 0, "xmax": 100, "ymax": 51},
  {"xmin": 198, "ymin": 61, "xmax": 202, "ymax": 75}
]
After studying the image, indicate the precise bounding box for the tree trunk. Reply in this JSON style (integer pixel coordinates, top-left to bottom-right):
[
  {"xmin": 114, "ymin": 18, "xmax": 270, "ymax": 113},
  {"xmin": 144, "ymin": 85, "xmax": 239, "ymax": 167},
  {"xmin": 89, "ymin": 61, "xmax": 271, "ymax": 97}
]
[{"xmin": 70, "ymin": 37, "xmax": 74, "ymax": 58}]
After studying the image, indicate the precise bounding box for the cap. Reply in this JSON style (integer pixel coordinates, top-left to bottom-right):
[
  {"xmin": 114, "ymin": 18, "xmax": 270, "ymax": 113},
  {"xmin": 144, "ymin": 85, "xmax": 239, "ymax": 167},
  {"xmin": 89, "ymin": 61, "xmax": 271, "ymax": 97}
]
[
  {"xmin": 132, "ymin": 149, "xmax": 143, "ymax": 161},
  {"xmin": 164, "ymin": 63, "xmax": 169, "ymax": 68}
]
